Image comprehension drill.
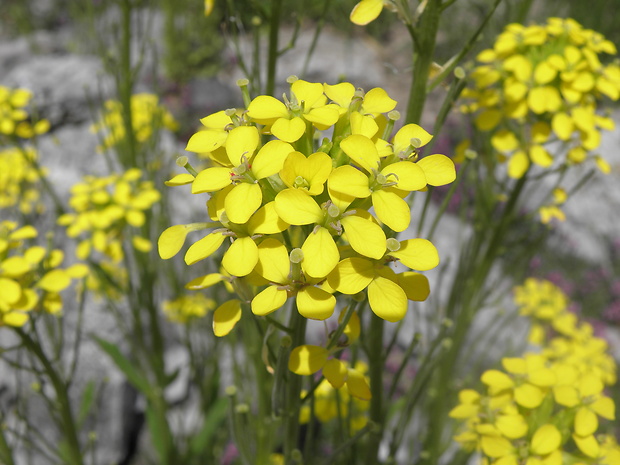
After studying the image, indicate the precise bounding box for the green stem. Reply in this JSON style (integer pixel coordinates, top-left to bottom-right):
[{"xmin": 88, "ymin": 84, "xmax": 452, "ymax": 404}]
[
  {"xmin": 266, "ymin": 0, "xmax": 283, "ymax": 96},
  {"xmin": 0, "ymin": 420, "xmax": 15, "ymax": 465},
  {"xmin": 365, "ymin": 313, "xmax": 384, "ymax": 464},
  {"xmin": 405, "ymin": 0, "xmax": 442, "ymax": 124},
  {"xmin": 15, "ymin": 328, "xmax": 84, "ymax": 465},
  {"xmin": 283, "ymin": 305, "xmax": 307, "ymax": 464},
  {"xmin": 119, "ymin": 0, "xmax": 138, "ymax": 168}
]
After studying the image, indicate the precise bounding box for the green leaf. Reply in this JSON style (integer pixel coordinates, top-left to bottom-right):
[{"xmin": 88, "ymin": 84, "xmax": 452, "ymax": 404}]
[
  {"xmin": 77, "ymin": 380, "xmax": 96, "ymax": 428},
  {"xmin": 145, "ymin": 406, "xmax": 171, "ymax": 463},
  {"xmin": 93, "ymin": 337, "xmax": 151, "ymax": 396},
  {"xmin": 189, "ymin": 399, "xmax": 228, "ymax": 456}
]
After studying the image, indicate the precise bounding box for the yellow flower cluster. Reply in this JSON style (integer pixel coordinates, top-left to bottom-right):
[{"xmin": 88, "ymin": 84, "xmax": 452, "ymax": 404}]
[
  {"xmin": 0, "ymin": 146, "xmax": 45, "ymax": 214},
  {"xmin": 163, "ymin": 293, "xmax": 216, "ymax": 324},
  {"xmin": 159, "ymin": 78, "xmax": 456, "ymax": 336},
  {"xmin": 450, "ymin": 278, "xmax": 618, "ymax": 465},
  {"xmin": 58, "ymin": 168, "xmax": 160, "ymax": 263},
  {"xmin": 0, "ymin": 222, "xmax": 87, "ymax": 327},
  {"xmin": 0, "ymin": 85, "xmax": 50, "ymax": 139},
  {"xmin": 91, "ymin": 93, "xmax": 178, "ymax": 152},
  {"xmin": 289, "ymin": 310, "xmax": 373, "ymax": 400},
  {"xmin": 513, "ymin": 277, "xmax": 569, "ymax": 344},
  {"xmin": 300, "ymin": 363, "xmax": 370, "ymax": 432},
  {"xmin": 461, "ymin": 18, "xmax": 620, "ymax": 178}
]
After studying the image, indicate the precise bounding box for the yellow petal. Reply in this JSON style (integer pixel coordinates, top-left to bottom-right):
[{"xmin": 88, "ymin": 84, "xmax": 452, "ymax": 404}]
[
  {"xmin": 247, "ymin": 95, "xmax": 289, "ymax": 122},
  {"xmin": 398, "ymin": 272, "xmax": 430, "ymax": 301},
  {"xmin": 256, "ymin": 238, "xmax": 290, "ymax": 284},
  {"xmin": 225, "ymin": 126, "xmax": 259, "ymax": 166},
  {"xmin": 301, "ymin": 227, "xmax": 339, "ymax": 278},
  {"xmin": 481, "ymin": 436, "xmax": 514, "ymax": 458},
  {"xmin": 574, "ymin": 407, "xmax": 598, "ymax": 437},
  {"xmin": 247, "ymin": 202, "xmax": 289, "ymax": 235},
  {"xmin": 327, "ymin": 257, "xmax": 375, "ymax": 294},
  {"xmin": 288, "ymin": 345, "xmax": 328, "ymax": 375},
  {"xmin": 3, "ymin": 311, "xmax": 29, "ymax": 327},
  {"xmin": 341, "ymin": 309, "xmax": 361, "ymax": 343},
  {"xmin": 481, "ymin": 370, "xmax": 514, "ymax": 390},
  {"xmin": 346, "ymin": 368, "xmax": 371, "ymax": 400},
  {"xmin": 165, "ymin": 173, "xmax": 195, "ymax": 186},
  {"xmin": 185, "ymin": 273, "xmax": 224, "ymax": 290},
  {"xmin": 393, "ymin": 124, "xmax": 433, "ymax": 153},
  {"xmin": 530, "ymin": 425, "xmax": 561, "ymax": 456},
  {"xmin": 323, "ymin": 359, "xmax": 347, "ymax": 388},
  {"xmin": 591, "ymin": 396, "xmax": 615, "ymax": 420},
  {"xmin": 0, "ymin": 278, "xmax": 22, "ymax": 304},
  {"xmin": 213, "ymin": 299, "xmax": 242, "ymax": 337},
  {"xmin": 184, "ymin": 232, "xmax": 227, "ymax": 265},
  {"xmin": 362, "ymin": 87, "xmax": 396, "ymax": 114},
  {"xmin": 416, "ymin": 154, "xmax": 456, "ymax": 186},
  {"xmin": 371, "ymin": 190, "xmax": 410, "ymax": 232},
  {"xmin": 222, "ymin": 236, "xmax": 259, "ymax": 277},
  {"xmin": 185, "ymin": 129, "xmax": 227, "ymax": 153},
  {"xmin": 496, "ymin": 414, "xmax": 528, "ymax": 439},
  {"xmin": 275, "ymin": 188, "xmax": 323, "ymax": 225},
  {"xmin": 38, "ymin": 269, "xmax": 71, "ymax": 292},
  {"xmin": 340, "ymin": 134, "xmax": 380, "ymax": 172},
  {"xmin": 508, "ymin": 150, "xmax": 529, "ymax": 179},
  {"xmin": 514, "ymin": 383, "xmax": 544, "ymax": 408},
  {"xmin": 350, "ymin": 0, "xmax": 383, "ymax": 26},
  {"xmin": 0, "ymin": 256, "xmax": 31, "ymax": 277},
  {"xmin": 350, "ymin": 111, "xmax": 379, "ymax": 138},
  {"xmin": 530, "ymin": 145, "xmax": 553, "ymax": 167},
  {"xmin": 572, "ymin": 434, "xmax": 599, "ymax": 458},
  {"xmin": 297, "ymin": 286, "xmax": 336, "ymax": 320},
  {"xmin": 390, "ymin": 238, "xmax": 439, "ymax": 271},
  {"xmin": 271, "ymin": 116, "xmax": 306, "ymax": 143},
  {"xmin": 367, "ymin": 276, "xmax": 408, "ymax": 322},
  {"xmin": 382, "ymin": 161, "xmax": 426, "ymax": 191},
  {"xmin": 251, "ymin": 286, "xmax": 288, "ymax": 316},
  {"xmin": 328, "ymin": 165, "xmax": 371, "ymax": 198},
  {"xmin": 251, "ymin": 140, "xmax": 295, "ymax": 179},
  {"xmin": 158, "ymin": 224, "xmax": 196, "ymax": 259},
  {"xmin": 191, "ymin": 167, "xmax": 232, "ymax": 194},
  {"xmin": 475, "ymin": 109, "xmax": 502, "ymax": 131},
  {"xmin": 341, "ymin": 215, "xmax": 386, "ymax": 260},
  {"xmin": 224, "ymin": 183, "xmax": 262, "ymax": 224}
]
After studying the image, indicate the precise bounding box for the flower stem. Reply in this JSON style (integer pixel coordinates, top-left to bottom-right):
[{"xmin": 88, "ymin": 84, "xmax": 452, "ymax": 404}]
[
  {"xmin": 15, "ymin": 328, "xmax": 84, "ymax": 465},
  {"xmin": 266, "ymin": 0, "xmax": 283, "ymax": 96},
  {"xmin": 366, "ymin": 312, "xmax": 384, "ymax": 463}
]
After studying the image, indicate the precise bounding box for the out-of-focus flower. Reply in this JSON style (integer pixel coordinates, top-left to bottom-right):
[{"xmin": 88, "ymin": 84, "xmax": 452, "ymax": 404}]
[
  {"xmin": 0, "ymin": 146, "xmax": 45, "ymax": 214},
  {"xmin": 0, "ymin": 221, "xmax": 87, "ymax": 327},
  {"xmin": 92, "ymin": 93, "xmax": 178, "ymax": 152},
  {"xmin": 461, "ymin": 18, "xmax": 620, "ymax": 178},
  {"xmin": 58, "ymin": 168, "xmax": 160, "ymax": 263}
]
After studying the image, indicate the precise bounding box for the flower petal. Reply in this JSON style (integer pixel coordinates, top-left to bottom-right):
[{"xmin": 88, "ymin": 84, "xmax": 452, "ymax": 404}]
[
  {"xmin": 224, "ymin": 183, "xmax": 262, "ymax": 224},
  {"xmin": 341, "ymin": 215, "xmax": 386, "ymax": 259},
  {"xmin": 288, "ymin": 345, "xmax": 328, "ymax": 375},
  {"xmin": 340, "ymin": 134, "xmax": 380, "ymax": 172},
  {"xmin": 275, "ymin": 189, "xmax": 323, "ymax": 225},
  {"xmin": 327, "ymin": 257, "xmax": 375, "ymax": 294},
  {"xmin": 297, "ymin": 286, "xmax": 336, "ymax": 320},
  {"xmin": 184, "ymin": 232, "xmax": 227, "ymax": 265},
  {"xmin": 367, "ymin": 276, "xmax": 408, "ymax": 322},
  {"xmin": 301, "ymin": 227, "xmax": 339, "ymax": 278},
  {"xmin": 256, "ymin": 238, "xmax": 290, "ymax": 284},
  {"xmin": 251, "ymin": 286, "xmax": 288, "ymax": 316},
  {"xmin": 372, "ymin": 190, "xmax": 410, "ymax": 232},
  {"xmin": 416, "ymin": 154, "xmax": 456, "ymax": 186},
  {"xmin": 328, "ymin": 165, "xmax": 371, "ymax": 198},
  {"xmin": 251, "ymin": 140, "xmax": 295, "ymax": 179},
  {"xmin": 213, "ymin": 299, "xmax": 242, "ymax": 337},
  {"xmin": 390, "ymin": 238, "xmax": 439, "ymax": 271},
  {"xmin": 222, "ymin": 236, "xmax": 259, "ymax": 277}
]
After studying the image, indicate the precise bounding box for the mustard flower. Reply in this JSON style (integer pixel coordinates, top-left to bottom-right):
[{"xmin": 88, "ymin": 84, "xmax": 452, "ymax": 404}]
[
  {"xmin": 349, "ymin": 0, "xmax": 386, "ymax": 26},
  {"xmin": 0, "ymin": 85, "xmax": 50, "ymax": 138},
  {"xmin": 461, "ymin": 18, "xmax": 620, "ymax": 178},
  {"xmin": 0, "ymin": 221, "xmax": 87, "ymax": 327},
  {"xmin": 92, "ymin": 93, "xmax": 178, "ymax": 152},
  {"xmin": 58, "ymin": 168, "xmax": 160, "ymax": 262},
  {"xmin": 163, "ymin": 293, "xmax": 216, "ymax": 324},
  {"xmin": 0, "ymin": 146, "xmax": 45, "ymax": 214},
  {"xmin": 160, "ymin": 79, "xmax": 454, "ymax": 334},
  {"xmin": 247, "ymin": 78, "xmax": 340, "ymax": 142}
]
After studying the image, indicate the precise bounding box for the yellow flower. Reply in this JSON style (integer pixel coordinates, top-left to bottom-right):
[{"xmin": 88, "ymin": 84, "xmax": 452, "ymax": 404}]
[
  {"xmin": 247, "ymin": 79, "xmax": 340, "ymax": 142},
  {"xmin": 92, "ymin": 93, "xmax": 177, "ymax": 152},
  {"xmin": 350, "ymin": 0, "xmax": 384, "ymax": 26}
]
